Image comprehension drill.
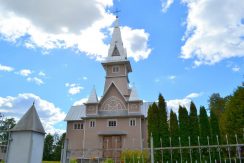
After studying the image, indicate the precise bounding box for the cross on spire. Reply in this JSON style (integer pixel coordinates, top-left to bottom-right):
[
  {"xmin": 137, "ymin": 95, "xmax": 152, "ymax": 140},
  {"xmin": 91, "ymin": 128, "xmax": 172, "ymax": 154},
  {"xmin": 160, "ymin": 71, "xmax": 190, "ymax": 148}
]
[{"xmin": 113, "ymin": 8, "xmax": 121, "ymax": 18}]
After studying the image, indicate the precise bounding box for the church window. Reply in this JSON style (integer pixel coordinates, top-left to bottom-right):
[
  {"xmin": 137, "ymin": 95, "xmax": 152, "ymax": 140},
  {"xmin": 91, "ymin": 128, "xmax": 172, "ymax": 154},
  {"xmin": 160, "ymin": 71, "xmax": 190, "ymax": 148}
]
[
  {"xmin": 74, "ymin": 123, "xmax": 83, "ymax": 130},
  {"xmin": 108, "ymin": 119, "xmax": 117, "ymax": 127},
  {"xmin": 90, "ymin": 120, "xmax": 96, "ymax": 128},
  {"xmin": 129, "ymin": 119, "xmax": 136, "ymax": 126},
  {"xmin": 112, "ymin": 66, "xmax": 120, "ymax": 73}
]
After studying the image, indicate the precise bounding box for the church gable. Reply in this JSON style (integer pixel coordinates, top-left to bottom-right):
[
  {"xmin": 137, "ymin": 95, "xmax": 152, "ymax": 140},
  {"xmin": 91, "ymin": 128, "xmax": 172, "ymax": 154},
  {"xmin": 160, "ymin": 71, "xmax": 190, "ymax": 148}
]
[{"xmin": 99, "ymin": 82, "xmax": 127, "ymax": 112}]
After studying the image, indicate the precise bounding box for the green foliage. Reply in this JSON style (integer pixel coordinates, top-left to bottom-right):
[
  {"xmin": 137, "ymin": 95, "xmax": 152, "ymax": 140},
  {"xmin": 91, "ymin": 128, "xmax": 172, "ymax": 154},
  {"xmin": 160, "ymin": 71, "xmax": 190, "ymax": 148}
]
[
  {"xmin": 43, "ymin": 133, "xmax": 55, "ymax": 161},
  {"xmin": 178, "ymin": 105, "xmax": 190, "ymax": 162},
  {"xmin": 120, "ymin": 150, "xmax": 148, "ymax": 163},
  {"xmin": 43, "ymin": 132, "xmax": 66, "ymax": 161},
  {"xmin": 0, "ymin": 118, "xmax": 16, "ymax": 145},
  {"xmin": 189, "ymin": 101, "xmax": 200, "ymax": 162},
  {"xmin": 199, "ymin": 106, "xmax": 211, "ymax": 145},
  {"xmin": 157, "ymin": 94, "xmax": 170, "ymax": 162},
  {"xmin": 209, "ymin": 93, "xmax": 225, "ymax": 119},
  {"xmin": 169, "ymin": 110, "xmax": 179, "ymax": 162},
  {"xmin": 220, "ymin": 86, "xmax": 244, "ymax": 144},
  {"xmin": 53, "ymin": 133, "xmax": 66, "ymax": 161},
  {"xmin": 103, "ymin": 158, "xmax": 114, "ymax": 163}
]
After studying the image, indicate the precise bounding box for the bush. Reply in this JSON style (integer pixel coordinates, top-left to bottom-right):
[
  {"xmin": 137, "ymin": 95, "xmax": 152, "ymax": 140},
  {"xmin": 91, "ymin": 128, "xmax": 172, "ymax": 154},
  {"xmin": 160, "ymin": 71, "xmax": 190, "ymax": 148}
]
[
  {"xmin": 103, "ymin": 158, "xmax": 114, "ymax": 163},
  {"xmin": 120, "ymin": 150, "xmax": 148, "ymax": 163}
]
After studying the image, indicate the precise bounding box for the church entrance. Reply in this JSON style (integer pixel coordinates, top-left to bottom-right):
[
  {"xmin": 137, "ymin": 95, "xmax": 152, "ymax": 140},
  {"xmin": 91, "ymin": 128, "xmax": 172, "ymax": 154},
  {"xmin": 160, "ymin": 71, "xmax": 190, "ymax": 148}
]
[{"xmin": 103, "ymin": 136, "xmax": 122, "ymax": 160}]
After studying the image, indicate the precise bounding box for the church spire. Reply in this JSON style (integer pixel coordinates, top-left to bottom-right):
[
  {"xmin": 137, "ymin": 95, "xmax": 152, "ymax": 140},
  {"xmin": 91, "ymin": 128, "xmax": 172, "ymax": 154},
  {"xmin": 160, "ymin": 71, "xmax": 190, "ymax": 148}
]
[
  {"xmin": 107, "ymin": 16, "xmax": 127, "ymax": 60},
  {"xmin": 87, "ymin": 86, "xmax": 98, "ymax": 103}
]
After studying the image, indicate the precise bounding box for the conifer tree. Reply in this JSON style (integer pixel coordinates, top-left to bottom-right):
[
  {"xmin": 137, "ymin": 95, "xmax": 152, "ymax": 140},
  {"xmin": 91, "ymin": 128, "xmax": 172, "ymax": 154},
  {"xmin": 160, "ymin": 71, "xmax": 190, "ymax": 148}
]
[
  {"xmin": 169, "ymin": 110, "xmax": 179, "ymax": 162},
  {"xmin": 189, "ymin": 101, "xmax": 199, "ymax": 162},
  {"xmin": 210, "ymin": 109, "xmax": 220, "ymax": 161},
  {"xmin": 199, "ymin": 106, "xmax": 211, "ymax": 161},
  {"xmin": 158, "ymin": 94, "xmax": 170, "ymax": 162},
  {"xmin": 178, "ymin": 105, "xmax": 190, "ymax": 162},
  {"xmin": 147, "ymin": 102, "xmax": 161, "ymax": 162}
]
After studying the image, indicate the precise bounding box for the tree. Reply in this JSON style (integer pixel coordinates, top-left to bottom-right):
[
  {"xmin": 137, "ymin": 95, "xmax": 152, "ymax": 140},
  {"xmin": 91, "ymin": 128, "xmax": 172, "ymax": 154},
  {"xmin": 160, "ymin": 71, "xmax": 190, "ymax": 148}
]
[
  {"xmin": 189, "ymin": 101, "xmax": 199, "ymax": 162},
  {"xmin": 210, "ymin": 109, "xmax": 221, "ymax": 161},
  {"xmin": 220, "ymin": 86, "xmax": 244, "ymax": 144},
  {"xmin": 0, "ymin": 117, "xmax": 16, "ymax": 146},
  {"xmin": 169, "ymin": 110, "xmax": 179, "ymax": 162},
  {"xmin": 178, "ymin": 105, "xmax": 189, "ymax": 162},
  {"xmin": 209, "ymin": 93, "xmax": 226, "ymax": 119},
  {"xmin": 157, "ymin": 94, "xmax": 170, "ymax": 162},
  {"xmin": 147, "ymin": 102, "xmax": 161, "ymax": 161},
  {"xmin": 43, "ymin": 133, "xmax": 54, "ymax": 161},
  {"xmin": 199, "ymin": 106, "xmax": 211, "ymax": 161},
  {"xmin": 53, "ymin": 133, "xmax": 66, "ymax": 161}
]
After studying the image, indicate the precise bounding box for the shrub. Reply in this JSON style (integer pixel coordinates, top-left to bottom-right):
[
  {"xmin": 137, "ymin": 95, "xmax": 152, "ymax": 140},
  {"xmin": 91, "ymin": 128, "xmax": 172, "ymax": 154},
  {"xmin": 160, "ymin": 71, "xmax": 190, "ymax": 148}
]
[
  {"xmin": 120, "ymin": 150, "xmax": 148, "ymax": 163},
  {"xmin": 103, "ymin": 158, "xmax": 114, "ymax": 163}
]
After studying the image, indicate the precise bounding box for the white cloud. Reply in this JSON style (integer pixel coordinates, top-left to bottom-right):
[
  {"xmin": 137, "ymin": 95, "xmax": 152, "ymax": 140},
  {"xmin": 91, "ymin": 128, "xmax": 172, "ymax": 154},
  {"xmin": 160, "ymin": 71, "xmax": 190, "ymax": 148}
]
[
  {"xmin": 166, "ymin": 92, "xmax": 202, "ymax": 113},
  {"xmin": 161, "ymin": 0, "xmax": 174, "ymax": 12},
  {"xmin": 121, "ymin": 26, "xmax": 152, "ymax": 62},
  {"xmin": 27, "ymin": 77, "xmax": 44, "ymax": 85},
  {"xmin": 73, "ymin": 97, "xmax": 88, "ymax": 106},
  {"xmin": 83, "ymin": 76, "xmax": 88, "ymax": 80},
  {"xmin": 38, "ymin": 71, "xmax": 46, "ymax": 77},
  {"xmin": 168, "ymin": 75, "xmax": 176, "ymax": 80},
  {"xmin": 19, "ymin": 69, "xmax": 32, "ymax": 76},
  {"xmin": 0, "ymin": 93, "xmax": 66, "ymax": 134},
  {"xmin": 0, "ymin": 64, "xmax": 14, "ymax": 72},
  {"xmin": 0, "ymin": 0, "xmax": 151, "ymax": 62},
  {"xmin": 180, "ymin": 0, "xmax": 244, "ymax": 65},
  {"xmin": 232, "ymin": 65, "xmax": 240, "ymax": 72},
  {"xmin": 65, "ymin": 83, "xmax": 84, "ymax": 95},
  {"xmin": 185, "ymin": 92, "xmax": 201, "ymax": 99}
]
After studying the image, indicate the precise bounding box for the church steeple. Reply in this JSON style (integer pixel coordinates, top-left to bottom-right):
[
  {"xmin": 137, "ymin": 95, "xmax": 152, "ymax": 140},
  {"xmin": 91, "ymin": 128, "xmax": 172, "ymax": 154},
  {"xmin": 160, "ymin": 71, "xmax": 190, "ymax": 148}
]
[
  {"xmin": 102, "ymin": 16, "xmax": 132, "ymax": 96},
  {"xmin": 107, "ymin": 17, "xmax": 127, "ymax": 60}
]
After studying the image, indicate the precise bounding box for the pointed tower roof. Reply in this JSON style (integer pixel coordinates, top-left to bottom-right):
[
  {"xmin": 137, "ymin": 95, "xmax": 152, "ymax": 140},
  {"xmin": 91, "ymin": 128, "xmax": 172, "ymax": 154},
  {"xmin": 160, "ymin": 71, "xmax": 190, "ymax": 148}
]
[
  {"xmin": 107, "ymin": 17, "xmax": 127, "ymax": 60},
  {"xmin": 11, "ymin": 103, "xmax": 45, "ymax": 134},
  {"xmin": 102, "ymin": 16, "xmax": 132, "ymax": 72},
  {"xmin": 129, "ymin": 85, "xmax": 141, "ymax": 101},
  {"xmin": 87, "ymin": 87, "xmax": 98, "ymax": 103}
]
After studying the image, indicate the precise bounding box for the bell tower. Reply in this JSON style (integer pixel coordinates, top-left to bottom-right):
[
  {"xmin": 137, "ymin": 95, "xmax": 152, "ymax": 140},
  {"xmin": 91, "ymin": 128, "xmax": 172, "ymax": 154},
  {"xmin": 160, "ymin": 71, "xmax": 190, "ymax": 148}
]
[{"xmin": 101, "ymin": 17, "xmax": 132, "ymax": 98}]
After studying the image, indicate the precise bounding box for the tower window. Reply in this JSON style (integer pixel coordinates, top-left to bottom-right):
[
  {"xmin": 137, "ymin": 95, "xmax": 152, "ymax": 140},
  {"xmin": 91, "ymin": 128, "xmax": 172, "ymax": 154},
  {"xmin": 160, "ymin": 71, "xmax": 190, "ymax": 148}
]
[
  {"xmin": 89, "ymin": 120, "xmax": 96, "ymax": 128},
  {"xmin": 74, "ymin": 123, "xmax": 83, "ymax": 130},
  {"xmin": 108, "ymin": 119, "xmax": 117, "ymax": 127},
  {"xmin": 129, "ymin": 119, "xmax": 136, "ymax": 126},
  {"xmin": 112, "ymin": 66, "xmax": 120, "ymax": 73}
]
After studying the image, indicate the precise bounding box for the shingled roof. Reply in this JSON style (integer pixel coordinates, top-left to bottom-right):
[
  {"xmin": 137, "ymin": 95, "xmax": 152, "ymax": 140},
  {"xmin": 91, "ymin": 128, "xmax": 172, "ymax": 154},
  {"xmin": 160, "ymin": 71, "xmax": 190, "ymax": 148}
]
[{"xmin": 11, "ymin": 103, "xmax": 45, "ymax": 134}]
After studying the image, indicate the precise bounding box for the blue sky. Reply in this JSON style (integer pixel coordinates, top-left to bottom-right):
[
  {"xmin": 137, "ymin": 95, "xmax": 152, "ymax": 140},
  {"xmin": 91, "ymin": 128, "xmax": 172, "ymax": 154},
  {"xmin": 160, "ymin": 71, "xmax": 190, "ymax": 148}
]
[{"xmin": 0, "ymin": 0, "xmax": 243, "ymax": 133}]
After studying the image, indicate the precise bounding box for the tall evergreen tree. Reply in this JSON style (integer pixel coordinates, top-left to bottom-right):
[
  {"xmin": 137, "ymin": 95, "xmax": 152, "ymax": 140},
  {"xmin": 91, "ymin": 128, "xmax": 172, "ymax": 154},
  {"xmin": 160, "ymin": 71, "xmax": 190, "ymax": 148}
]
[
  {"xmin": 147, "ymin": 102, "xmax": 161, "ymax": 162},
  {"xmin": 210, "ymin": 109, "xmax": 221, "ymax": 161},
  {"xmin": 199, "ymin": 106, "xmax": 211, "ymax": 144},
  {"xmin": 178, "ymin": 105, "xmax": 190, "ymax": 162},
  {"xmin": 199, "ymin": 106, "xmax": 211, "ymax": 162},
  {"xmin": 169, "ymin": 110, "xmax": 179, "ymax": 162},
  {"xmin": 189, "ymin": 101, "xmax": 199, "ymax": 162},
  {"xmin": 158, "ymin": 94, "xmax": 170, "ymax": 162}
]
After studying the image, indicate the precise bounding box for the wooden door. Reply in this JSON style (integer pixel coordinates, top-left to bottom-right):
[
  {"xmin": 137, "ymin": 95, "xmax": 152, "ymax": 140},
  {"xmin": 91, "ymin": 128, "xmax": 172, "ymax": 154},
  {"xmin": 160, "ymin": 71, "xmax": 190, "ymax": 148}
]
[{"xmin": 103, "ymin": 136, "xmax": 122, "ymax": 159}]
